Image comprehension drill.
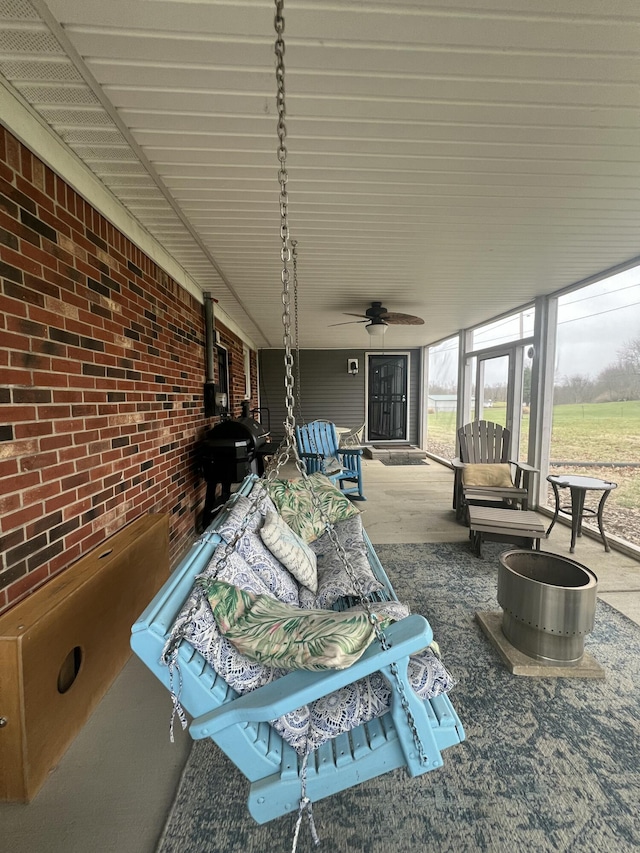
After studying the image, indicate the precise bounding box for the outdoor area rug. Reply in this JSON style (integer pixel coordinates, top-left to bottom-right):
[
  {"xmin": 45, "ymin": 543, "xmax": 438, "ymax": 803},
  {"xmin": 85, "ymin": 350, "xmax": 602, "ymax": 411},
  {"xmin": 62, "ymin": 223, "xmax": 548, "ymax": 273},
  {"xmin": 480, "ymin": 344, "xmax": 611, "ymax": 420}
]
[{"xmin": 156, "ymin": 542, "xmax": 640, "ymax": 853}]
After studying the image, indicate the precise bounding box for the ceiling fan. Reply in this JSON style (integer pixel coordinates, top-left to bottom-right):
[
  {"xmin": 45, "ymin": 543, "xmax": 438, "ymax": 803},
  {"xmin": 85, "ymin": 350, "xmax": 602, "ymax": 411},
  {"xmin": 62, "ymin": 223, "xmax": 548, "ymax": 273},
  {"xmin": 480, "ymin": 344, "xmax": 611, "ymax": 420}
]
[{"xmin": 331, "ymin": 301, "xmax": 425, "ymax": 336}]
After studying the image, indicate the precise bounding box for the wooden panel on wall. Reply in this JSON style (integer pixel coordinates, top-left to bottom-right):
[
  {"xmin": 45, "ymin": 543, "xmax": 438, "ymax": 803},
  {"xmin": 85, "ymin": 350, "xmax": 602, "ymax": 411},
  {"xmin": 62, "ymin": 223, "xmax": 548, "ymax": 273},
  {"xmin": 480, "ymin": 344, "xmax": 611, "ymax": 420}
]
[{"xmin": 0, "ymin": 513, "xmax": 169, "ymax": 802}]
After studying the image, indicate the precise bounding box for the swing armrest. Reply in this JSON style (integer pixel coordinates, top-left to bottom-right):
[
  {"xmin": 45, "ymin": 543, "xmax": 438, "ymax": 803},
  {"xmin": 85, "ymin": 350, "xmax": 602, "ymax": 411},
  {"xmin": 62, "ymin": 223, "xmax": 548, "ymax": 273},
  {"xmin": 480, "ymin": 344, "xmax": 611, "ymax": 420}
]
[
  {"xmin": 189, "ymin": 614, "xmax": 432, "ymax": 739},
  {"xmin": 509, "ymin": 461, "xmax": 538, "ymax": 473},
  {"xmin": 338, "ymin": 447, "xmax": 363, "ymax": 458}
]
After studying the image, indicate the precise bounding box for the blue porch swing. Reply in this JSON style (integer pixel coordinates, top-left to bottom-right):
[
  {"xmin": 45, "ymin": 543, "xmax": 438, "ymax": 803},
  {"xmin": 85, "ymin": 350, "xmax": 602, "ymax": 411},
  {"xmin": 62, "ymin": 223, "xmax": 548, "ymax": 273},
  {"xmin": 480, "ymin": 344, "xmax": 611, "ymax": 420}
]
[{"xmin": 131, "ymin": 2, "xmax": 465, "ymax": 847}]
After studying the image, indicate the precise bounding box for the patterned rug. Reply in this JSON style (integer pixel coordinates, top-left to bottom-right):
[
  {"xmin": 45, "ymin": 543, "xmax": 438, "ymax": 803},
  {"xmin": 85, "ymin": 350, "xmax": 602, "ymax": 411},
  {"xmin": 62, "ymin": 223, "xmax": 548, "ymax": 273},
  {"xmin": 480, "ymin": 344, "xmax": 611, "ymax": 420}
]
[{"xmin": 156, "ymin": 542, "xmax": 640, "ymax": 853}]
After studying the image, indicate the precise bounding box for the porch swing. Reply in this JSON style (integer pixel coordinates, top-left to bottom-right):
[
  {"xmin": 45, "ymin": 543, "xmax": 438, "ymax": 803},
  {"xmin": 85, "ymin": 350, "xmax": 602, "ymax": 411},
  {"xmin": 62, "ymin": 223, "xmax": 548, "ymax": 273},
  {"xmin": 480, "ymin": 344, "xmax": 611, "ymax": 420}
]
[{"xmin": 130, "ymin": 0, "xmax": 465, "ymax": 843}]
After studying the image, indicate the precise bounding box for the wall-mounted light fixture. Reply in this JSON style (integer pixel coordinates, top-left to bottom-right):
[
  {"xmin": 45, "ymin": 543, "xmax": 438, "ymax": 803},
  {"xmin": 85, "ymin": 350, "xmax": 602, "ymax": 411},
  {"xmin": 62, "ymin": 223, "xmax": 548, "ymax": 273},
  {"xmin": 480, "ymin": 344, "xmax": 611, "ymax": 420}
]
[{"xmin": 348, "ymin": 358, "xmax": 359, "ymax": 375}]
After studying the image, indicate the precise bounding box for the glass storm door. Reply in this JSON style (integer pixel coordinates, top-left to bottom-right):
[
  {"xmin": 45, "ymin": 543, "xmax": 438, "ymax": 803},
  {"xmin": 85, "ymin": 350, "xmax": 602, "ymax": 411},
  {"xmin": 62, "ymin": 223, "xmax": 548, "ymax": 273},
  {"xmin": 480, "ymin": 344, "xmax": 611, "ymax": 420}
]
[
  {"xmin": 465, "ymin": 346, "xmax": 528, "ymax": 459},
  {"xmin": 367, "ymin": 354, "xmax": 408, "ymax": 442},
  {"xmin": 475, "ymin": 353, "xmax": 511, "ymax": 425}
]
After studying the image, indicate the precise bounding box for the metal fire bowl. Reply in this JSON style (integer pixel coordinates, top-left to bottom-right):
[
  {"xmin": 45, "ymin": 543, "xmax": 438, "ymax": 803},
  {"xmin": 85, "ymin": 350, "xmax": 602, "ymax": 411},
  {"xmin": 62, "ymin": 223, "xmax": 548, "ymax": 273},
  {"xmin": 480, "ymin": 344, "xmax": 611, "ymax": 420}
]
[{"xmin": 497, "ymin": 550, "xmax": 598, "ymax": 666}]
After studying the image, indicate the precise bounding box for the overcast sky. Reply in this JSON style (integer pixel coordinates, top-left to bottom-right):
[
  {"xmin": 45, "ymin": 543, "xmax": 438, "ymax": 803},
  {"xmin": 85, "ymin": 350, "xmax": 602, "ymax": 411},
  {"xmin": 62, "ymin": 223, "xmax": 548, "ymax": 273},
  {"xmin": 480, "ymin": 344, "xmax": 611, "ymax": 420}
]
[
  {"xmin": 556, "ymin": 268, "xmax": 640, "ymax": 380},
  {"xmin": 429, "ymin": 264, "xmax": 640, "ymax": 386}
]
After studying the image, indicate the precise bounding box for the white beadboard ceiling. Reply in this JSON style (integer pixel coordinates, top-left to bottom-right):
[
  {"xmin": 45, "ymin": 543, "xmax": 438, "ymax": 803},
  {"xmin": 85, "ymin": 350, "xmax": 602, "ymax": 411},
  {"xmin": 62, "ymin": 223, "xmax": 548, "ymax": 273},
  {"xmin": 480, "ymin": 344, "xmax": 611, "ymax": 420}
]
[{"xmin": 1, "ymin": 0, "xmax": 639, "ymax": 348}]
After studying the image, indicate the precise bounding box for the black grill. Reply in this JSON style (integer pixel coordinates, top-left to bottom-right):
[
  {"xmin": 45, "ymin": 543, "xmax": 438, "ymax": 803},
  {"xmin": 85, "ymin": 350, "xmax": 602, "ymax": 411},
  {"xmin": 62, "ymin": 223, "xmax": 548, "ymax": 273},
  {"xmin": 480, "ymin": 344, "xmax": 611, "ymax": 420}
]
[{"xmin": 199, "ymin": 403, "xmax": 277, "ymax": 528}]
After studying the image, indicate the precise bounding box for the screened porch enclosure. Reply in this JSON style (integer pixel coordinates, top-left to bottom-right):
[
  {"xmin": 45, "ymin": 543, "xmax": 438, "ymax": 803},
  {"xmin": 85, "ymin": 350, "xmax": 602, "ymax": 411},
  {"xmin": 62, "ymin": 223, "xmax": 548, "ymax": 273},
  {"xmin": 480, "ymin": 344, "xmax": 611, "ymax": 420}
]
[{"xmin": 425, "ymin": 263, "xmax": 640, "ymax": 553}]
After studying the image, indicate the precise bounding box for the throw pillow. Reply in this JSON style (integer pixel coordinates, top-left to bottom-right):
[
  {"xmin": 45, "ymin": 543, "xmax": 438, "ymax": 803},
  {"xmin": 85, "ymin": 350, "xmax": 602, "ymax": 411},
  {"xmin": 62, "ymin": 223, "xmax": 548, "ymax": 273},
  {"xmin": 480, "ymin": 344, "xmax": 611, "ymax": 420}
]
[
  {"xmin": 205, "ymin": 579, "xmax": 387, "ymax": 671},
  {"xmin": 216, "ymin": 491, "xmax": 277, "ymax": 541},
  {"xmin": 267, "ymin": 473, "xmax": 360, "ymax": 543},
  {"xmin": 260, "ymin": 509, "xmax": 318, "ymax": 593},
  {"xmin": 217, "ymin": 496, "xmax": 300, "ymax": 605},
  {"xmin": 202, "ymin": 544, "xmax": 279, "ymax": 597},
  {"xmin": 462, "ymin": 462, "xmax": 513, "ymax": 488},
  {"xmin": 300, "ymin": 514, "xmax": 384, "ymax": 609}
]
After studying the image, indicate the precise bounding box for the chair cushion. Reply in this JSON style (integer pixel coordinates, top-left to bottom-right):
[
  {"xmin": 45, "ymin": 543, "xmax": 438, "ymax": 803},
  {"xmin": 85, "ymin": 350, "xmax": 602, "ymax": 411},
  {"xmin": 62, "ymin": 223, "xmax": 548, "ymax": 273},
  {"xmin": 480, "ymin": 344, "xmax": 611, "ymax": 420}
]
[
  {"xmin": 267, "ymin": 473, "xmax": 360, "ymax": 544},
  {"xmin": 462, "ymin": 462, "xmax": 513, "ymax": 488},
  {"xmin": 307, "ymin": 645, "xmax": 456, "ymax": 751},
  {"xmin": 205, "ymin": 580, "xmax": 386, "ymax": 671},
  {"xmin": 260, "ymin": 509, "xmax": 318, "ymax": 593},
  {"xmin": 321, "ymin": 454, "xmax": 343, "ymax": 475}
]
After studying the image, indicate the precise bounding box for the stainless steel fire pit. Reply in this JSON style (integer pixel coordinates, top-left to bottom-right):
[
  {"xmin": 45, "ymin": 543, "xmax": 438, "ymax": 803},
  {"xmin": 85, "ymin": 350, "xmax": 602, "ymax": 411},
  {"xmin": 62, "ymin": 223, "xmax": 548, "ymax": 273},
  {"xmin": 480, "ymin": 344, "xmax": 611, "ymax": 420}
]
[{"xmin": 497, "ymin": 550, "xmax": 598, "ymax": 666}]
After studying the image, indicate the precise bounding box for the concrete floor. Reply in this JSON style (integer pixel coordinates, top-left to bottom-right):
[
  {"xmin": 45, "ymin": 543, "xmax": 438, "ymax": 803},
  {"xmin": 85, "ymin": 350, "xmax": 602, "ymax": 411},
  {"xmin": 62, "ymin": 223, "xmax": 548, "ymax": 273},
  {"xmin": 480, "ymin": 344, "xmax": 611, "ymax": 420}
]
[{"xmin": 1, "ymin": 458, "xmax": 638, "ymax": 853}]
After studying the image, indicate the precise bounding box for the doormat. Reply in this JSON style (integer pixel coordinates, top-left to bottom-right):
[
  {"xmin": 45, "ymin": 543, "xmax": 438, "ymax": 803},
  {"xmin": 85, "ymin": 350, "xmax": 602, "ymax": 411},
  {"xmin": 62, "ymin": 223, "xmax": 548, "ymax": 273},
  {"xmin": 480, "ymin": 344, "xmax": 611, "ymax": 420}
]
[
  {"xmin": 379, "ymin": 457, "xmax": 428, "ymax": 466},
  {"xmin": 372, "ymin": 443, "xmax": 412, "ymax": 448}
]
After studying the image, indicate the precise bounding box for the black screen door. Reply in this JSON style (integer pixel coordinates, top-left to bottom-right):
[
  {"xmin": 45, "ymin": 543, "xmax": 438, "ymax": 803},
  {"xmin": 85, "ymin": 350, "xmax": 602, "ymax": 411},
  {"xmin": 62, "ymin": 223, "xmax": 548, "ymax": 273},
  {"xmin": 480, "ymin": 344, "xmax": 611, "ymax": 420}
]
[{"xmin": 367, "ymin": 354, "xmax": 408, "ymax": 441}]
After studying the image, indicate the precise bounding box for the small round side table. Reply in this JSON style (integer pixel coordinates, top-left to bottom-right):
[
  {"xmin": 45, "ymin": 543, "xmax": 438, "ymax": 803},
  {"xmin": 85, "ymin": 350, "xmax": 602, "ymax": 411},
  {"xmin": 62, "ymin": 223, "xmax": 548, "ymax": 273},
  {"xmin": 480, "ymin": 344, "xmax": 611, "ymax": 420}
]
[{"xmin": 546, "ymin": 474, "xmax": 618, "ymax": 553}]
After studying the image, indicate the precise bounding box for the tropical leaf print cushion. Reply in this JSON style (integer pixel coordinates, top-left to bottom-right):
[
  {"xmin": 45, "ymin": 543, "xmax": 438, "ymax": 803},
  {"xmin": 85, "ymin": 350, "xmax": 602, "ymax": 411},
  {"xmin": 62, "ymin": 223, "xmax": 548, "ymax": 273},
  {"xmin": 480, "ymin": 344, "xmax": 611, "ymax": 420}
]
[
  {"xmin": 267, "ymin": 473, "xmax": 360, "ymax": 543},
  {"xmin": 172, "ymin": 583, "xmax": 311, "ymax": 754},
  {"xmin": 205, "ymin": 579, "xmax": 386, "ymax": 671}
]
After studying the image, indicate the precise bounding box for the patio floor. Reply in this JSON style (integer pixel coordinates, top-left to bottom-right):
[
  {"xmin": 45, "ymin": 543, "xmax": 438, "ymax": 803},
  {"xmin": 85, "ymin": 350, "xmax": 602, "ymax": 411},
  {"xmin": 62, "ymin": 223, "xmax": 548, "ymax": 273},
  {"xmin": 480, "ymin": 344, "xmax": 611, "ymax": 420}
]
[{"xmin": 1, "ymin": 456, "xmax": 638, "ymax": 853}]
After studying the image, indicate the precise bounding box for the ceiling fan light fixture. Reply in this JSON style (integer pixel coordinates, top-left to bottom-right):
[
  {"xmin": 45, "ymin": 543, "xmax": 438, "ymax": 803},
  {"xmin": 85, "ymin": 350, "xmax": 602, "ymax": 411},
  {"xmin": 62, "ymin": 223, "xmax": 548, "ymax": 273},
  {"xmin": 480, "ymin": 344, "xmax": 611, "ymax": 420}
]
[{"xmin": 366, "ymin": 322, "xmax": 388, "ymax": 338}]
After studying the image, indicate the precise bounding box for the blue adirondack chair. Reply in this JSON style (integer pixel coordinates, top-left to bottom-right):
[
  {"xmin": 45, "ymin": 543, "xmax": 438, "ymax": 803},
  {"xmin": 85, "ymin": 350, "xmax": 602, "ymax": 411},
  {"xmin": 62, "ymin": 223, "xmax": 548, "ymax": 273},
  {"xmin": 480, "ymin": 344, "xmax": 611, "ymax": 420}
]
[{"xmin": 295, "ymin": 420, "xmax": 366, "ymax": 500}]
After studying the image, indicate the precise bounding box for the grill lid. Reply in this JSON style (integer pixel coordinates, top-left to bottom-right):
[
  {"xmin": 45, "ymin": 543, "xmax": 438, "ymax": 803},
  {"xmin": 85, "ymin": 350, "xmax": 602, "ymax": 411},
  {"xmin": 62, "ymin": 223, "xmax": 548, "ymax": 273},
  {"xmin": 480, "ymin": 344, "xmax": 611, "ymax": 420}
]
[{"xmin": 206, "ymin": 414, "xmax": 268, "ymax": 449}]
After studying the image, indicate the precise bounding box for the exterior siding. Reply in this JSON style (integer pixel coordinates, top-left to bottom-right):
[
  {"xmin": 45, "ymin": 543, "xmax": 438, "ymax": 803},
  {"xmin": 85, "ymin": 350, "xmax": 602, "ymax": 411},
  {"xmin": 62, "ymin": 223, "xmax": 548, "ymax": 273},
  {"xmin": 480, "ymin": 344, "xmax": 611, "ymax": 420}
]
[
  {"xmin": 408, "ymin": 349, "xmax": 421, "ymax": 445},
  {"xmin": 259, "ymin": 348, "xmax": 421, "ymax": 444}
]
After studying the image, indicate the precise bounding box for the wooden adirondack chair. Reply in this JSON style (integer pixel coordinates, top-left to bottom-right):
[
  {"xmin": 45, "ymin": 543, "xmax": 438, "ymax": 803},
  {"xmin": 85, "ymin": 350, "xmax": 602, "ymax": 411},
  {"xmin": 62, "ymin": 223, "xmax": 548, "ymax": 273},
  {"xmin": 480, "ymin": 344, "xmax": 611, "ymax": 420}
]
[
  {"xmin": 296, "ymin": 420, "xmax": 365, "ymax": 500},
  {"xmin": 452, "ymin": 420, "xmax": 537, "ymax": 521}
]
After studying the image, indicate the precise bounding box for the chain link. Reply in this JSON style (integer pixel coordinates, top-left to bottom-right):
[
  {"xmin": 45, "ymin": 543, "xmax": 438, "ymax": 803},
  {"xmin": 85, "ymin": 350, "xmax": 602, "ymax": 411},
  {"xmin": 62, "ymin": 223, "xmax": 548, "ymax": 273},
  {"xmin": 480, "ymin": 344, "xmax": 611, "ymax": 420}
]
[
  {"xmin": 292, "ymin": 240, "xmax": 305, "ymax": 425},
  {"xmin": 274, "ymin": 0, "xmax": 308, "ymax": 479},
  {"xmin": 271, "ymin": 0, "xmax": 428, "ymax": 767}
]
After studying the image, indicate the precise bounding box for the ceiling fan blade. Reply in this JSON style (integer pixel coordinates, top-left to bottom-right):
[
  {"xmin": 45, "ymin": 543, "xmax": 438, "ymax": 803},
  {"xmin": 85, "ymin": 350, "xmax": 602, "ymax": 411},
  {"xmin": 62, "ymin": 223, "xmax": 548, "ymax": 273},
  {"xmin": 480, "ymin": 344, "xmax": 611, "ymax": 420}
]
[
  {"xmin": 381, "ymin": 312, "xmax": 425, "ymax": 325},
  {"xmin": 329, "ymin": 319, "xmax": 369, "ymax": 327},
  {"xmin": 342, "ymin": 312, "xmax": 369, "ymax": 319}
]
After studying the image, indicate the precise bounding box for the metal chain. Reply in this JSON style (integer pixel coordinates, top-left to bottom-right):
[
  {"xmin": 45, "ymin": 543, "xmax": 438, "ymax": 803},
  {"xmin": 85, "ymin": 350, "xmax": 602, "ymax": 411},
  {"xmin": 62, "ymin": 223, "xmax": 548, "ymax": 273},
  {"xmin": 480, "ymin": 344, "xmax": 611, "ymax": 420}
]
[
  {"xmin": 292, "ymin": 240, "xmax": 305, "ymax": 425},
  {"xmin": 271, "ymin": 0, "xmax": 428, "ymax": 767},
  {"xmin": 176, "ymin": 16, "xmax": 306, "ymax": 592}
]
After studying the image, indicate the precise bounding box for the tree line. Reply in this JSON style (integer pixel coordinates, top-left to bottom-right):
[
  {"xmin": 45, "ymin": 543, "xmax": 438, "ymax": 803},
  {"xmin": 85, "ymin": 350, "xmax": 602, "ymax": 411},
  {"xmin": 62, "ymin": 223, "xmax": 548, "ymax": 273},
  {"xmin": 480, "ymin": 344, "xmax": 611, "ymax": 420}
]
[
  {"xmin": 554, "ymin": 337, "xmax": 640, "ymax": 404},
  {"xmin": 429, "ymin": 338, "xmax": 640, "ymax": 405}
]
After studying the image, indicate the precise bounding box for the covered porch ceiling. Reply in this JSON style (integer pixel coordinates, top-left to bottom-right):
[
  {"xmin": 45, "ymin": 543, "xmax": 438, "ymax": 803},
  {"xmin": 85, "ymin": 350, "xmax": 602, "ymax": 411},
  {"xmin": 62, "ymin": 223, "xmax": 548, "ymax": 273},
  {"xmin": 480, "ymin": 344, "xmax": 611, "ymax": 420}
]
[{"xmin": 1, "ymin": 0, "xmax": 639, "ymax": 349}]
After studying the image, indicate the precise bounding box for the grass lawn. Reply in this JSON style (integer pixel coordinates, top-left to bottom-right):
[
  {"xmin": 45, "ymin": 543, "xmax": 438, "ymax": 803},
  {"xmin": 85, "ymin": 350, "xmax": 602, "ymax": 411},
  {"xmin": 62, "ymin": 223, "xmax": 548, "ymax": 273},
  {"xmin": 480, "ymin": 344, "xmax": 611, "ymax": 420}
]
[{"xmin": 550, "ymin": 400, "xmax": 640, "ymax": 463}]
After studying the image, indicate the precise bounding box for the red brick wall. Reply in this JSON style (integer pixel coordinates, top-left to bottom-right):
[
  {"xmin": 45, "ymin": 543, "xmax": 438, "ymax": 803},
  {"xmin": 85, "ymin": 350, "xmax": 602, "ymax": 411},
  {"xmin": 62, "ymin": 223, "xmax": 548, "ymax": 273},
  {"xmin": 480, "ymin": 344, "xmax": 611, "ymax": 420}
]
[{"xmin": 0, "ymin": 126, "xmax": 258, "ymax": 615}]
